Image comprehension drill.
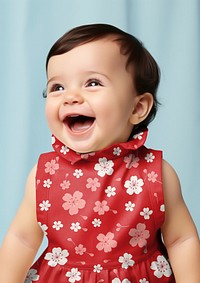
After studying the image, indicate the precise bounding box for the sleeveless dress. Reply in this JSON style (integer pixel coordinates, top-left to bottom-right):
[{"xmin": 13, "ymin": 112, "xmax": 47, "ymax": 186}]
[{"xmin": 25, "ymin": 128, "xmax": 175, "ymax": 283}]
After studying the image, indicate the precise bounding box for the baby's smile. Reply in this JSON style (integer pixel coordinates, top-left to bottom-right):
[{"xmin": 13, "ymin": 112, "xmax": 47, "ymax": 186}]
[{"xmin": 64, "ymin": 114, "xmax": 96, "ymax": 133}]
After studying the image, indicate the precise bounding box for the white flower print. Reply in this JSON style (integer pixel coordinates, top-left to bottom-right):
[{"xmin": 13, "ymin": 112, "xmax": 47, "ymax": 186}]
[
  {"xmin": 92, "ymin": 218, "xmax": 102, "ymax": 227},
  {"xmin": 38, "ymin": 222, "xmax": 48, "ymax": 235},
  {"xmin": 145, "ymin": 152, "xmax": 155, "ymax": 163},
  {"xmin": 124, "ymin": 176, "xmax": 144, "ymax": 195},
  {"xmin": 133, "ymin": 132, "xmax": 143, "ymax": 140},
  {"xmin": 70, "ymin": 222, "xmax": 81, "ymax": 232},
  {"xmin": 113, "ymin": 147, "xmax": 121, "ymax": 156},
  {"xmin": 39, "ymin": 200, "xmax": 51, "ymax": 211},
  {"xmin": 93, "ymin": 264, "xmax": 103, "ymax": 273},
  {"xmin": 118, "ymin": 252, "xmax": 135, "ymax": 269},
  {"xmin": 125, "ymin": 201, "xmax": 135, "ymax": 212},
  {"xmin": 105, "ymin": 186, "xmax": 116, "ymax": 197},
  {"xmin": 43, "ymin": 178, "xmax": 52, "ymax": 188},
  {"xmin": 160, "ymin": 204, "xmax": 165, "ymax": 212},
  {"xmin": 94, "ymin": 157, "xmax": 114, "ymax": 177},
  {"xmin": 25, "ymin": 268, "xmax": 39, "ymax": 282},
  {"xmin": 73, "ymin": 169, "xmax": 83, "ymax": 178},
  {"xmin": 66, "ymin": 268, "xmax": 81, "ymax": 282},
  {"xmin": 44, "ymin": 247, "xmax": 69, "ymax": 267},
  {"xmin": 112, "ymin": 279, "xmax": 131, "ymax": 283},
  {"xmin": 140, "ymin": 207, "xmax": 153, "ymax": 220},
  {"xmin": 51, "ymin": 136, "xmax": 56, "ymax": 144},
  {"xmin": 52, "ymin": 221, "xmax": 64, "ymax": 230},
  {"xmin": 139, "ymin": 279, "xmax": 149, "ymax": 283},
  {"xmin": 60, "ymin": 145, "xmax": 69, "ymax": 155},
  {"xmin": 150, "ymin": 255, "xmax": 172, "ymax": 278}
]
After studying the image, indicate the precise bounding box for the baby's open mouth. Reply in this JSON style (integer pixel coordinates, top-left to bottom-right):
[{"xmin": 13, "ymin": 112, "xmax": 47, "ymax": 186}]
[{"xmin": 64, "ymin": 115, "xmax": 95, "ymax": 133}]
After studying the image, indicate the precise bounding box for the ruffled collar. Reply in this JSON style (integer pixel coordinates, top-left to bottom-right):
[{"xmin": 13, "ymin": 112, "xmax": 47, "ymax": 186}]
[{"xmin": 52, "ymin": 128, "xmax": 148, "ymax": 164}]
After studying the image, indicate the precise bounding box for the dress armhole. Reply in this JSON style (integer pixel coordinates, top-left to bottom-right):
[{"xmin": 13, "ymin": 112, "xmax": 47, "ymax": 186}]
[
  {"xmin": 149, "ymin": 150, "xmax": 165, "ymax": 231},
  {"xmin": 35, "ymin": 154, "xmax": 50, "ymax": 232}
]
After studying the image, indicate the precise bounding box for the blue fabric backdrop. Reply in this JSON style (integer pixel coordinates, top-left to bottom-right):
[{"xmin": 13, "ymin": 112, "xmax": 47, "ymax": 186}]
[{"xmin": 0, "ymin": 0, "xmax": 199, "ymax": 249}]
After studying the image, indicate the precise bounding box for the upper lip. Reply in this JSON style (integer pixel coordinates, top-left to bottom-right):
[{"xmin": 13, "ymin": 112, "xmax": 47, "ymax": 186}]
[{"xmin": 62, "ymin": 112, "xmax": 95, "ymax": 122}]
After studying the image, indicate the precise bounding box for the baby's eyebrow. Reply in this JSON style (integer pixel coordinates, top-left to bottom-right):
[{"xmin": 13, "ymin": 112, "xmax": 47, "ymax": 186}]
[
  {"xmin": 47, "ymin": 76, "xmax": 61, "ymax": 86},
  {"xmin": 83, "ymin": 70, "xmax": 110, "ymax": 80}
]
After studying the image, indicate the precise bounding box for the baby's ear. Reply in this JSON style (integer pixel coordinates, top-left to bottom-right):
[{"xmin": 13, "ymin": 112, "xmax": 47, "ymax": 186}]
[{"xmin": 129, "ymin": 93, "xmax": 154, "ymax": 125}]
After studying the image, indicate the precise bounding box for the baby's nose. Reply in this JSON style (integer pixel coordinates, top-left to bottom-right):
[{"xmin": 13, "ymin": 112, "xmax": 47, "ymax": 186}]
[{"xmin": 63, "ymin": 92, "xmax": 84, "ymax": 105}]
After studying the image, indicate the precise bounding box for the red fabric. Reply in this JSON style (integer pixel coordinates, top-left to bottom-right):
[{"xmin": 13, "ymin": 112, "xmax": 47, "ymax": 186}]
[{"xmin": 26, "ymin": 129, "xmax": 175, "ymax": 282}]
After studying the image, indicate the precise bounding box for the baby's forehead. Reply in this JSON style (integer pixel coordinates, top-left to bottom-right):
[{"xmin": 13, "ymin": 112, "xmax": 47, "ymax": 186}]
[{"xmin": 75, "ymin": 35, "xmax": 121, "ymax": 51}]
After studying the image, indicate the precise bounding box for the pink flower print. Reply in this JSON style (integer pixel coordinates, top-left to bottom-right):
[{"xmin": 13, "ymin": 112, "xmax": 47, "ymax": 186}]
[
  {"xmin": 44, "ymin": 158, "xmax": 59, "ymax": 175},
  {"xmin": 62, "ymin": 191, "xmax": 86, "ymax": 215},
  {"xmin": 96, "ymin": 232, "xmax": 117, "ymax": 252},
  {"xmin": 147, "ymin": 171, "xmax": 158, "ymax": 183},
  {"xmin": 86, "ymin": 177, "xmax": 100, "ymax": 192},
  {"xmin": 94, "ymin": 157, "xmax": 114, "ymax": 177},
  {"xmin": 80, "ymin": 152, "xmax": 95, "ymax": 159},
  {"xmin": 60, "ymin": 180, "xmax": 71, "ymax": 190},
  {"xmin": 129, "ymin": 223, "xmax": 150, "ymax": 248},
  {"xmin": 93, "ymin": 200, "xmax": 109, "ymax": 215},
  {"xmin": 124, "ymin": 154, "xmax": 140, "ymax": 169},
  {"xmin": 75, "ymin": 244, "xmax": 86, "ymax": 255},
  {"xmin": 124, "ymin": 176, "xmax": 144, "ymax": 195},
  {"xmin": 150, "ymin": 255, "xmax": 172, "ymax": 278}
]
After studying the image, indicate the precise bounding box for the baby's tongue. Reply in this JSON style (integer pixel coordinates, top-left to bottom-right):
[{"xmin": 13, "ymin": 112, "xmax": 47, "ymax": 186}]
[{"xmin": 71, "ymin": 117, "xmax": 94, "ymax": 132}]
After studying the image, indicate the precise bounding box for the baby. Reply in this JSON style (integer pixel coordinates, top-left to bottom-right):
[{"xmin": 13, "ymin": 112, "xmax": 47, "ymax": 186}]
[{"xmin": 0, "ymin": 23, "xmax": 199, "ymax": 283}]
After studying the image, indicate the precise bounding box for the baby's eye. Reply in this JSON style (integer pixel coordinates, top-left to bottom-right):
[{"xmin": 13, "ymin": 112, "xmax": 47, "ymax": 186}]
[
  {"xmin": 86, "ymin": 79, "xmax": 103, "ymax": 87},
  {"xmin": 51, "ymin": 84, "xmax": 64, "ymax": 92},
  {"xmin": 46, "ymin": 84, "xmax": 65, "ymax": 96}
]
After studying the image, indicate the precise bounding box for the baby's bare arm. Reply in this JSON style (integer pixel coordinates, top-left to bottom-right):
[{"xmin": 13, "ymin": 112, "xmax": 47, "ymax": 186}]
[
  {"xmin": 161, "ymin": 160, "xmax": 200, "ymax": 283},
  {"xmin": 0, "ymin": 165, "xmax": 43, "ymax": 283}
]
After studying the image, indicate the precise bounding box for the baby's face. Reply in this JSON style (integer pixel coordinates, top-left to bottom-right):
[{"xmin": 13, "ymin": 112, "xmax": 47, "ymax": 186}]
[{"xmin": 46, "ymin": 37, "xmax": 138, "ymax": 153}]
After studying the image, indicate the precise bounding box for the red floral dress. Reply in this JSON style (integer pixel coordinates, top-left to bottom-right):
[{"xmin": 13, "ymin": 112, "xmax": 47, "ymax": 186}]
[{"xmin": 25, "ymin": 129, "xmax": 175, "ymax": 283}]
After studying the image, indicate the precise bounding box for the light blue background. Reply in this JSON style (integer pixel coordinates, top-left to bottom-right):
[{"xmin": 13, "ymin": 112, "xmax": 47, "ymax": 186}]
[{"xmin": 0, "ymin": 0, "xmax": 199, "ymax": 251}]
